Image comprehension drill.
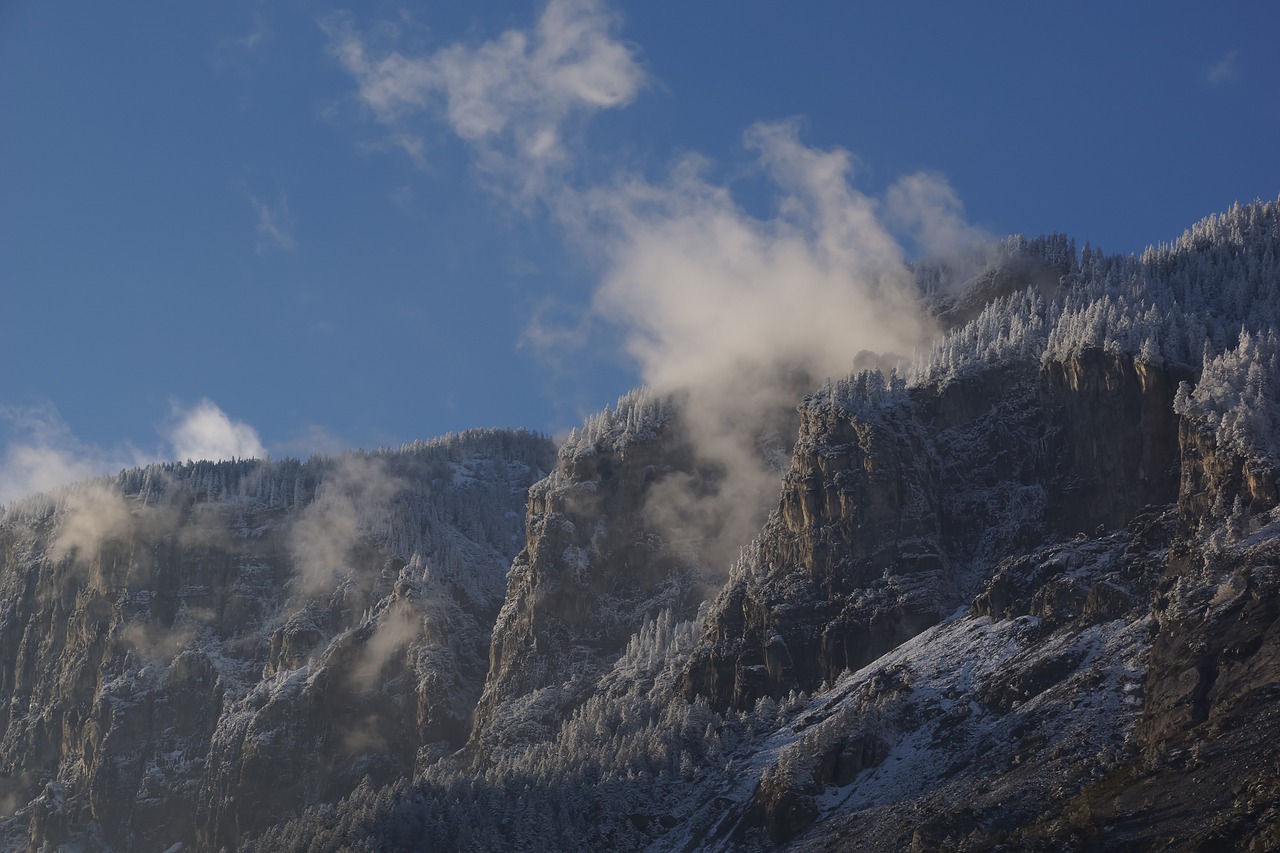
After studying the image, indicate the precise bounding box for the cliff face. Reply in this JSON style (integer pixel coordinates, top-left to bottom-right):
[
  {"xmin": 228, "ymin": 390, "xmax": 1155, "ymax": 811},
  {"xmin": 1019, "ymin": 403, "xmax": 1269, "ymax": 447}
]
[
  {"xmin": 0, "ymin": 485, "xmax": 292, "ymax": 852},
  {"xmin": 1179, "ymin": 418, "xmax": 1280, "ymax": 522},
  {"xmin": 733, "ymin": 519, "xmax": 1165, "ymax": 850},
  {"xmin": 259, "ymin": 402, "xmax": 1280, "ymax": 852},
  {"xmin": 762, "ymin": 353, "xmax": 1280, "ymax": 851},
  {"xmin": 682, "ymin": 378, "xmax": 945, "ymax": 712},
  {"xmin": 1039, "ymin": 351, "xmax": 1188, "ymax": 532},
  {"xmin": 201, "ymin": 201, "xmax": 1280, "ymax": 851},
  {"xmin": 470, "ymin": 393, "xmax": 706, "ymax": 751},
  {"xmin": 681, "ymin": 351, "xmax": 1188, "ymax": 712},
  {"xmin": 0, "ymin": 431, "xmax": 555, "ymax": 852},
  {"xmin": 659, "ymin": 354, "xmax": 1280, "ymax": 851},
  {"xmin": 5, "ymin": 204, "xmax": 1279, "ymax": 853}
]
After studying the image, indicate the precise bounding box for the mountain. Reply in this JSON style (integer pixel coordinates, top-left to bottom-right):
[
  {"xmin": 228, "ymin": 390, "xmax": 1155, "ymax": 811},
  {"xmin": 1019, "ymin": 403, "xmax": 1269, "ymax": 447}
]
[
  {"xmin": 0, "ymin": 430, "xmax": 556, "ymax": 851},
  {"xmin": 4, "ymin": 199, "xmax": 1280, "ymax": 851}
]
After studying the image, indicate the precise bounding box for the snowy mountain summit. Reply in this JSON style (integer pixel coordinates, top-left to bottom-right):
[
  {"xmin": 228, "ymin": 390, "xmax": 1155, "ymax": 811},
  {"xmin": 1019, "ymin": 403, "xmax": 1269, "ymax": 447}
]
[{"xmin": 4, "ymin": 200, "xmax": 1280, "ymax": 851}]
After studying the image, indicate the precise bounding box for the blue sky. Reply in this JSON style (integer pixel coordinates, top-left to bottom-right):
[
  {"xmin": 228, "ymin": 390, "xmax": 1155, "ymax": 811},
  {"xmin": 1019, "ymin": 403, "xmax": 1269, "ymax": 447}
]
[{"xmin": 1, "ymin": 0, "xmax": 1277, "ymax": 501}]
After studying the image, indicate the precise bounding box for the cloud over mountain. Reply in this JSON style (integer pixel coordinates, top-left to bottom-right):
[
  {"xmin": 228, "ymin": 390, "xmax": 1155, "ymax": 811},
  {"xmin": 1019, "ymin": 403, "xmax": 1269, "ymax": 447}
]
[{"xmin": 167, "ymin": 399, "xmax": 267, "ymax": 463}]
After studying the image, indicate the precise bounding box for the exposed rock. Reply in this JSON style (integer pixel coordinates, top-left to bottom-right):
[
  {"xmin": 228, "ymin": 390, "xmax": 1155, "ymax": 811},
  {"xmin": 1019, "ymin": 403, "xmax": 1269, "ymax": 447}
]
[
  {"xmin": 688, "ymin": 524, "xmax": 1159, "ymax": 853},
  {"xmin": 1040, "ymin": 350, "xmax": 1188, "ymax": 533},
  {"xmin": 0, "ymin": 431, "xmax": 554, "ymax": 851},
  {"xmin": 1180, "ymin": 417, "xmax": 1280, "ymax": 521},
  {"xmin": 681, "ymin": 349, "xmax": 1187, "ymax": 712},
  {"xmin": 470, "ymin": 392, "xmax": 706, "ymax": 751},
  {"xmin": 682, "ymin": 373, "xmax": 945, "ymax": 712},
  {"xmin": 7, "ymin": 201, "xmax": 1280, "ymax": 852}
]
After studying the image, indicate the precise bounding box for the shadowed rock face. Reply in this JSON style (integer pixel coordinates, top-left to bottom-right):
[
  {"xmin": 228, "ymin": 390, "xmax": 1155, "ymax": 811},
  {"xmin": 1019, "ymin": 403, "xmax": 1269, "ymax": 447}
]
[
  {"xmin": 681, "ymin": 383, "xmax": 946, "ymax": 713},
  {"xmin": 0, "ymin": 432, "xmax": 555, "ymax": 852},
  {"xmin": 470, "ymin": 411, "xmax": 704, "ymax": 753},
  {"xmin": 467, "ymin": 375, "xmax": 826, "ymax": 756},
  {"xmin": 718, "ymin": 350, "xmax": 1280, "ymax": 851},
  {"xmin": 0, "ymin": 494, "xmax": 294, "ymax": 852},
  {"xmin": 680, "ymin": 352, "xmax": 1189, "ymax": 713},
  {"xmin": 1039, "ymin": 351, "xmax": 1189, "ymax": 533},
  {"xmin": 732, "ymin": 519, "xmax": 1167, "ymax": 850}
]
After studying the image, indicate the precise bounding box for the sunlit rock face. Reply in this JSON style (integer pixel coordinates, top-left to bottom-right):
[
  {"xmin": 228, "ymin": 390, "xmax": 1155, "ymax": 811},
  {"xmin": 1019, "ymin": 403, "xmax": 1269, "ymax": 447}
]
[
  {"xmin": 0, "ymin": 430, "xmax": 555, "ymax": 852},
  {"xmin": 1178, "ymin": 415, "xmax": 1280, "ymax": 523},
  {"xmin": 678, "ymin": 347, "xmax": 1189, "ymax": 714}
]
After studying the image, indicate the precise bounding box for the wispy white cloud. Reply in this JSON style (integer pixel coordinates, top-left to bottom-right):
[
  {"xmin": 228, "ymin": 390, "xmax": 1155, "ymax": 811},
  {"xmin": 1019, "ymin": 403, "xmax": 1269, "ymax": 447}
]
[
  {"xmin": 250, "ymin": 190, "xmax": 297, "ymax": 251},
  {"xmin": 287, "ymin": 455, "xmax": 403, "ymax": 595},
  {"xmin": 519, "ymin": 295, "xmax": 591, "ymax": 354},
  {"xmin": 165, "ymin": 399, "xmax": 267, "ymax": 462},
  {"xmin": 274, "ymin": 424, "xmax": 348, "ymax": 459},
  {"xmin": 0, "ymin": 403, "xmax": 149, "ymax": 506},
  {"xmin": 214, "ymin": 10, "xmax": 273, "ymax": 71},
  {"xmin": 1204, "ymin": 49, "xmax": 1240, "ymax": 85},
  {"xmin": 236, "ymin": 11, "xmax": 271, "ymax": 52},
  {"xmin": 349, "ymin": 601, "xmax": 420, "ymax": 691},
  {"xmin": 48, "ymin": 484, "xmax": 134, "ymax": 562},
  {"xmin": 568, "ymin": 120, "xmax": 936, "ymax": 398},
  {"xmin": 323, "ymin": 0, "xmax": 647, "ymax": 197},
  {"xmin": 316, "ymin": 3, "xmax": 989, "ymax": 573},
  {"xmin": 884, "ymin": 171, "xmax": 988, "ymax": 260},
  {"xmin": 545, "ymin": 120, "xmax": 960, "ymax": 567},
  {"xmin": 0, "ymin": 399, "xmax": 271, "ymax": 505}
]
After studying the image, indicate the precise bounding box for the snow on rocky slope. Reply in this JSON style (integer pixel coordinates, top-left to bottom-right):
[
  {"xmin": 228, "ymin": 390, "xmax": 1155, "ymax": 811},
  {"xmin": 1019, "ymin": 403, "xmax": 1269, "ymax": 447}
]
[
  {"xmin": 7, "ymin": 200, "xmax": 1280, "ymax": 852},
  {"xmin": 254, "ymin": 199, "xmax": 1280, "ymax": 852},
  {"xmin": 0, "ymin": 430, "xmax": 555, "ymax": 851}
]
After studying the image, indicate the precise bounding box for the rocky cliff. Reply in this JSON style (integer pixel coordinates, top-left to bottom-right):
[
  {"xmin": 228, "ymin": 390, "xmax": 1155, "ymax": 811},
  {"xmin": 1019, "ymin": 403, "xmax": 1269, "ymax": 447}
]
[
  {"xmin": 241, "ymin": 200, "xmax": 1280, "ymax": 853},
  {"xmin": 680, "ymin": 347, "xmax": 1189, "ymax": 713},
  {"xmin": 470, "ymin": 391, "xmax": 706, "ymax": 753},
  {"xmin": 7, "ymin": 201, "xmax": 1280, "ymax": 852},
  {"xmin": 252, "ymin": 371, "xmax": 1280, "ymax": 852},
  {"xmin": 676, "ymin": 323, "xmax": 1280, "ymax": 850},
  {"xmin": 0, "ymin": 430, "xmax": 555, "ymax": 852}
]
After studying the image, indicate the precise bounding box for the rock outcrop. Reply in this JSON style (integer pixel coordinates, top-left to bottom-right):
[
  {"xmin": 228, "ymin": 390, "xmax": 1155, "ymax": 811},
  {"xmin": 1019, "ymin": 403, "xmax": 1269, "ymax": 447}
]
[
  {"xmin": 470, "ymin": 391, "xmax": 706, "ymax": 752},
  {"xmin": 0, "ymin": 430, "xmax": 554, "ymax": 851},
  {"xmin": 681, "ymin": 348, "xmax": 1189, "ymax": 712},
  {"xmin": 7, "ymin": 201, "xmax": 1280, "ymax": 852}
]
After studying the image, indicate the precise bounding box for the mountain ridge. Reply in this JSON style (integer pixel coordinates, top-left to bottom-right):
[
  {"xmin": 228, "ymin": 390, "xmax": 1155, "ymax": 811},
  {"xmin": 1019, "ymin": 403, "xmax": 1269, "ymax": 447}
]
[{"xmin": 3, "ymin": 199, "xmax": 1280, "ymax": 850}]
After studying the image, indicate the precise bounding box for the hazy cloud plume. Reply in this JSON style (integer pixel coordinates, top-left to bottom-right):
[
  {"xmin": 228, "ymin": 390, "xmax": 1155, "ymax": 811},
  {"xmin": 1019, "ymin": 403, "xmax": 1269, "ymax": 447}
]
[
  {"xmin": 885, "ymin": 171, "xmax": 988, "ymax": 261},
  {"xmin": 556, "ymin": 121, "xmax": 960, "ymax": 568},
  {"xmin": 579, "ymin": 121, "xmax": 934, "ymax": 393},
  {"xmin": 349, "ymin": 601, "xmax": 420, "ymax": 692},
  {"xmin": 274, "ymin": 424, "xmax": 349, "ymax": 459},
  {"xmin": 287, "ymin": 455, "xmax": 404, "ymax": 595},
  {"xmin": 250, "ymin": 190, "xmax": 297, "ymax": 251},
  {"xmin": 0, "ymin": 403, "xmax": 148, "ymax": 506},
  {"xmin": 121, "ymin": 619, "xmax": 196, "ymax": 663},
  {"xmin": 340, "ymin": 715, "xmax": 390, "ymax": 756},
  {"xmin": 49, "ymin": 483, "xmax": 134, "ymax": 563},
  {"xmin": 1204, "ymin": 49, "xmax": 1240, "ymax": 85},
  {"xmin": 324, "ymin": 0, "xmax": 646, "ymax": 195},
  {"xmin": 324, "ymin": 2, "xmax": 984, "ymax": 573},
  {"xmin": 167, "ymin": 399, "xmax": 267, "ymax": 463}
]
